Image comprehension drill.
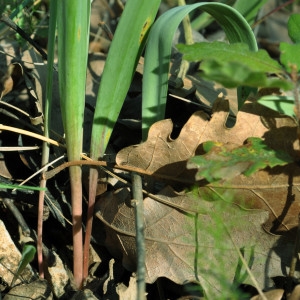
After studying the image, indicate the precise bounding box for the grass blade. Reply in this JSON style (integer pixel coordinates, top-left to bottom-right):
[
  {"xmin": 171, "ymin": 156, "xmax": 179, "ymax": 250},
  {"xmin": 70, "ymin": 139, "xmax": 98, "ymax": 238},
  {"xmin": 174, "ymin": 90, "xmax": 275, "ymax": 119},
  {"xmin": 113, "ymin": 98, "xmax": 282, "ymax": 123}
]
[{"xmin": 90, "ymin": 0, "xmax": 160, "ymax": 159}]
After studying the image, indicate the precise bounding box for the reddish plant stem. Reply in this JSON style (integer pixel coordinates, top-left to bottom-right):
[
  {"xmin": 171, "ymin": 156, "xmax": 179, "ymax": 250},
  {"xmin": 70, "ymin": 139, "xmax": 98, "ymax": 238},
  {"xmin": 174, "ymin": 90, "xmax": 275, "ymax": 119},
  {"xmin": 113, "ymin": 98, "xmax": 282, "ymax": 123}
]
[
  {"xmin": 37, "ymin": 178, "xmax": 46, "ymax": 278},
  {"xmin": 83, "ymin": 168, "xmax": 98, "ymax": 280},
  {"xmin": 69, "ymin": 166, "xmax": 83, "ymax": 289}
]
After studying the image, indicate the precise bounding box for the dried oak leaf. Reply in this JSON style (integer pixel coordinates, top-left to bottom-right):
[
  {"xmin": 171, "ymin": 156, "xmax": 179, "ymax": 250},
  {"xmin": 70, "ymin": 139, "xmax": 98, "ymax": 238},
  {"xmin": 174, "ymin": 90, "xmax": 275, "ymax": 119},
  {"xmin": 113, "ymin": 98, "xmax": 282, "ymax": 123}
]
[
  {"xmin": 116, "ymin": 98, "xmax": 300, "ymax": 232},
  {"xmin": 116, "ymin": 98, "xmax": 298, "ymax": 179},
  {"xmin": 95, "ymin": 186, "xmax": 296, "ymax": 297}
]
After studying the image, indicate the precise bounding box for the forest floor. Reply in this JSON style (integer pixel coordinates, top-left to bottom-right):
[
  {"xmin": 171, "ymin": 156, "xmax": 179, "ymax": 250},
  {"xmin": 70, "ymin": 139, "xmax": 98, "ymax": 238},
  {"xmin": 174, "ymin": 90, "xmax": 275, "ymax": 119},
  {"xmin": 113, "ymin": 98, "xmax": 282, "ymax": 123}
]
[{"xmin": 0, "ymin": 0, "xmax": 300, "ymax": 299}]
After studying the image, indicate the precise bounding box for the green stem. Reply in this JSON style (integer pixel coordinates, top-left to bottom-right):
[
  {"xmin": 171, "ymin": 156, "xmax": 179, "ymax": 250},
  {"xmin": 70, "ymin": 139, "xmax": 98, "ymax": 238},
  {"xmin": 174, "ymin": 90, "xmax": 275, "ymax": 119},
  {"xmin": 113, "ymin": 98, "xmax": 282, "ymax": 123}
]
[
  {"xmin": 131, "ymin": 172, "xmax": 145, "ymax": 300},
  {"xmin": 37, "ymin": 0, "xmax": 57, "ymax": 278}
]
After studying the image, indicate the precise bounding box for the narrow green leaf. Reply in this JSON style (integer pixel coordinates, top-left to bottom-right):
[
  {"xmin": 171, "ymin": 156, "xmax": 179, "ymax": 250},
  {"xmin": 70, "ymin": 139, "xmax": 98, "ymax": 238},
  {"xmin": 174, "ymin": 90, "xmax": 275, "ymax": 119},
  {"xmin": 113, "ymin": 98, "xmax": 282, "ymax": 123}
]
[
  {"xmin": 199, "ymin": 59, "xmax": 292, "ymax": 90},
  {"xmin": 188, "ymin": 137, "xmax": 293, "ymax": 182},
  {"xmin": 178, "ymin": 42, "xmax": 283, "ymax": 74},
  {"xmin": 280, "ymin": 42, "xmax": 300, "ymax": 73},
  {"xmin": 257, "ymin": 95, "xmax": 295, "ymax": 117},
  {"xmin": 44, "ymin": 0, "xmax": 57, "ymax": 140},
  {"xmin": 191, "ymin": 0, "xmax": 268, "ymax": 30},
  {"xmin": 90, "ymin": 0, "xmax": 160, "ymax": 158},
  {"xmin": 57, "ymin": 0, "xmax": 91, "ymax": 288},
  {"xmin": 11, "ymin": 244, "xmax": 36, "ymax": 286},
  {"xmin": 142, "ymin": 3, "xmax": 258, "ymax": 140},
  {"xmin": 0, "ymin": 183, "xmax": 46, "ymax": 191},
  {"xmin": 288, "ymin": 14, "xmax": 300, "ymax": 44},
  {"xmin": 88, "ymin": 1, "xmax": 160, "ymax": 287},
  {"xmin": 57, "ymin": 1, "xmax": 90, "ymax": 160},
  {"xmin": 233, "ymin": 0, "xmax": 268, "ymax": 25}
]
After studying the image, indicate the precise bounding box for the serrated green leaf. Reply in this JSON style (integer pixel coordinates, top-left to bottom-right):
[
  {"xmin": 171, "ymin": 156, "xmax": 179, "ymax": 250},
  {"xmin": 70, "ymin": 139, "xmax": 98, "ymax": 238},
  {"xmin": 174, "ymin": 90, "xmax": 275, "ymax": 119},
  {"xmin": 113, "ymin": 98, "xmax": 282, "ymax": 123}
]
[
  {"xmin": 199, "ymin": 59, "xmax": 292, "ymax": 90},
  {"xmin": 257, "ymin": 95, "xmax": 295, "ymax": 118},
  {"xmin": 188, "ymin": 137, "xmax": 293, "ymax": 182},
  {"xmin": 288, "ymin": 14, "xmax": 300, "ymax": 44},
  {"xmin": 280, "ymin": 42, "xmax": 300, "ymax": 73},
  {"xmin": 178, "ymin": 41, "xmax": 284, "ymax": 74}
]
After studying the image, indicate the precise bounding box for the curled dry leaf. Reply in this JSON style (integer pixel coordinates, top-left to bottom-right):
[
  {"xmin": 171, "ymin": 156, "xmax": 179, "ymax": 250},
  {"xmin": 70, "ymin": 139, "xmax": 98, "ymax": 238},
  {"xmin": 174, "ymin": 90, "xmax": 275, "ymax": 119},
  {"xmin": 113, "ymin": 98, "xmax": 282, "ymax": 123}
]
[{"xmin": 95, "ymin": 186, "xmax": 296, "ymax": 297}]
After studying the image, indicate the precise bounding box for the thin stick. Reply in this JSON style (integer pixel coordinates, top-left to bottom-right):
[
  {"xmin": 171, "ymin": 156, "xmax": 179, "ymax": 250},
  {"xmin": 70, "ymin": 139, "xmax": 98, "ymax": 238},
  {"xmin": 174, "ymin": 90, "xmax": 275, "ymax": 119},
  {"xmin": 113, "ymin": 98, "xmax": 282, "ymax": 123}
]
[
  {"xmin": 131, "ymin": 172, "xmax": 146, "ymax": 300},
  {"xmin": 222, "ymin": 221, "xmax": 267, "ymax": 300},
  {"xmin": 12, "ymin": 155, "xmax": 65, "ymax": 192},
  {"xmin": 252, "ymin": 0, "xmax": 296, "ymax": 28},
  {"xmin": 0, "ymin": 124, "xmax": 64, "ymax": 148},
  {"xmin": 2, "ymin": 197, "xmax": 30, "ymax": 236}
]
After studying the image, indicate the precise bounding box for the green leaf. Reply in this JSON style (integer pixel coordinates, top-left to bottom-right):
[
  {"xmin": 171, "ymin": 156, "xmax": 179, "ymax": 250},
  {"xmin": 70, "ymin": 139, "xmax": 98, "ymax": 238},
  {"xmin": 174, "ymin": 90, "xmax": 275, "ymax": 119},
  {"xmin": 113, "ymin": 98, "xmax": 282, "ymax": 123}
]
[
  {"xmin": 57, "ymin": 1, "xmax": 90, "ymax": 161},
  {"xmin": 191, "ymin": 0, "xmax": 268, "ymax": 30},
  {"xmin": 143, "ymin": 3, "xmax": 258, "ymax": 140},
  {"xmin": 0, "ymin": 183, "xmax": 46, "ymax": 191},
  {"xmin": 11, "ymin": 244, "xmax": 36, "ymax": 286},
  {"xmin": 257, "ymin": 95, "xmax": 295, "ymax": 118},
  {"xmin": 199, "ymin": 59, "xmax": 292, "ymax": 90},
  {"xmin": 178, "ymin": 41, "xmax": 283, "ymax": 74},
  {"xmin": 288, "ymin": 14, "xmax": 300, "ymax": 44},
  {"xmin": 90, "ymin": 0, "xmax": 161, "ymax": 158},
  {"xmin": 233, "ymin": 0, "xmax": 268, "ymax": 25},
  {"xmin": 188, "ymin": 137, "xmax": 293, "ymax": 182},
  {"xmin": 57, "ymin": 1, "xmax": 91, "ymax": 288},
  {"xmin": 280, "ymin": 42, "xmax": 300, "ymax": 73}
]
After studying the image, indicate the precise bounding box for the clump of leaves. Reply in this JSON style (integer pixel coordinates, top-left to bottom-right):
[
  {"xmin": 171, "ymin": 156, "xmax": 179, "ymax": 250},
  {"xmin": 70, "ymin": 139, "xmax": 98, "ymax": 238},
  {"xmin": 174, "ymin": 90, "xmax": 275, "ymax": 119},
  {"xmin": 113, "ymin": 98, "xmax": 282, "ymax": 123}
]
[{"xmin": 177, "ymin": 13, "xmax": 300, "ymax": 180}]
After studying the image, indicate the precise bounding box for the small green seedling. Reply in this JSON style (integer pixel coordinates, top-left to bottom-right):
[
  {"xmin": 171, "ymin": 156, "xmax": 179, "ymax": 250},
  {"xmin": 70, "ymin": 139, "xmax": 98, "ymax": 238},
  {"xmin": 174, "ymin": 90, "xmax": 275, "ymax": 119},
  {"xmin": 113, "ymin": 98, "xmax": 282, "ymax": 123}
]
[{"xmin": 11, "ymin": 244, "xmax": 36, "ymax": 286}]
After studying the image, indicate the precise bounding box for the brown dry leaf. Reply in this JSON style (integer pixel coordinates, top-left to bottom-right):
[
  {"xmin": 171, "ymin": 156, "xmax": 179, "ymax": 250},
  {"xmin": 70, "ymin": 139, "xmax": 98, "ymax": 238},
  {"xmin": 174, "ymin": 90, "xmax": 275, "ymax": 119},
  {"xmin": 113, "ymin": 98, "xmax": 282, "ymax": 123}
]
[
  {"xmin": 116, "ymin": 98, "xmax": 298, "ymax": 178},
  {"xmin": 0, "ymin": 63, "xmax": 23, "ymax": 99},
  {"xmin": 95, "ymin": 186, "xmax": 296, "ymax": 297},
  {"xmin": 117, "ymin": 110, "xmax": 209, "ymax": 177},
  {"xmin": 250, "ymin": 289, "xmax": 284, "ymax": 300},
  {"xmin": 288, "ymin": 284, "xmax": 300, "ymax": 300},
  {"xmin": 116, "ymin": 98, "xmax": 299, "ymax": 231},
  {"xmin": 202, "ymin": 164, "xmax": 300, "ymax": 234}
]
